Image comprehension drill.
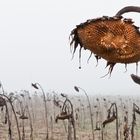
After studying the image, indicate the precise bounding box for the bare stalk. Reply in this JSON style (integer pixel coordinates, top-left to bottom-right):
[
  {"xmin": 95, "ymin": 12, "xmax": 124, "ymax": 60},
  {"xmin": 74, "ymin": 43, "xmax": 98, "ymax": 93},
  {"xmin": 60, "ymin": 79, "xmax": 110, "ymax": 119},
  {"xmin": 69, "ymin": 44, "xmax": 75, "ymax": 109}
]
[
  {"xmin": 56, "ymin": 94, "xmax": 76, "ymax": 140},
  {"xmin": 0, "ymin": 94, "xmax": 21, "ymax": 140},
  {"xmin": 32, "ymin": 83, "xmax": 49, "ymax": 139},
  {"xmin": 102, "ymin": 103, "xmax": 118, "ymax": 140},
  {"xmin": 74, "ymin": 86, "xmax": 94, "ymax": 140},
  {"xmin": 116, "ymin": 6, "xmax": 140, "ymax": 17},
  {"xmin": 26, "ymin": 104, "xmax": 33, "ymax": 140}
]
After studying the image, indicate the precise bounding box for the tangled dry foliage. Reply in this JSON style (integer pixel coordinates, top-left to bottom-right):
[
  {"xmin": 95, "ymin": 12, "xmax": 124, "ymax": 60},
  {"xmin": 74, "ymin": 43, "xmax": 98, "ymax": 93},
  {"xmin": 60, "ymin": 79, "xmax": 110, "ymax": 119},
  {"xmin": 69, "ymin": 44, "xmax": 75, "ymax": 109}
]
[{"xmin": 0, "ymin": 86, "xmax": 140, "ymax": 140}]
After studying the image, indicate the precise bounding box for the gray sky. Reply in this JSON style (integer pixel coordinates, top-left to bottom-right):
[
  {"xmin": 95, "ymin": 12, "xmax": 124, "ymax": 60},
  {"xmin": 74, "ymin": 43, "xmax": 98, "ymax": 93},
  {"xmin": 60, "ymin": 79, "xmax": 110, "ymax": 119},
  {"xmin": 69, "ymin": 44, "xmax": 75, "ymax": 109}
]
[{"xmin": 0, "ymin": 0, "xmax": 140, "ymax": 95}]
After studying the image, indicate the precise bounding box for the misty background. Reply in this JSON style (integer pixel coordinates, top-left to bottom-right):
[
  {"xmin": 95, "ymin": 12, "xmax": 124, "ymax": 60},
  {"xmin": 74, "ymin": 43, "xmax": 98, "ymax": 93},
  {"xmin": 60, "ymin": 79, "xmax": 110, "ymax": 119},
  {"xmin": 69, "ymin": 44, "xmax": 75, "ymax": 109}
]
[{"xmin": 0, "ymin": 0, "xmax": 140, "ymax": 95}]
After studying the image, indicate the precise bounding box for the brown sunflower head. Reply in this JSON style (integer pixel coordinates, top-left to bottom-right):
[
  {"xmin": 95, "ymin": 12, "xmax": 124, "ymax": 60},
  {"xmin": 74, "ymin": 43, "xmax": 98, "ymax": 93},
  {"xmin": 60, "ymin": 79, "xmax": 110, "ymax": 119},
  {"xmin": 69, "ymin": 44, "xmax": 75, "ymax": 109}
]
[{"xmin": 70, "ymin": 15, "xmax": 140, "ymax": 76}]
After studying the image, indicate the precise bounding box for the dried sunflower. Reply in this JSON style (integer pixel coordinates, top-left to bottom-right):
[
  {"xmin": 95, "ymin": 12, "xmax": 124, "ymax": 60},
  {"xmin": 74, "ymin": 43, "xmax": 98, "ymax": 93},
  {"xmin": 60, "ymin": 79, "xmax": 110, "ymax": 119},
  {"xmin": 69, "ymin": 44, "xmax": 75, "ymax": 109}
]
[{"xmin": 70, "ymin": 6, "xmax": 140, "ymax": 76}]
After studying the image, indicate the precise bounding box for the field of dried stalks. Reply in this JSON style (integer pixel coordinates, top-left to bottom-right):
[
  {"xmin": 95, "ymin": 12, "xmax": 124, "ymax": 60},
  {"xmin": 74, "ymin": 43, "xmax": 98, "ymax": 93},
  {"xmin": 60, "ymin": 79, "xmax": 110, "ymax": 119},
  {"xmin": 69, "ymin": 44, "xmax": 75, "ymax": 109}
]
[{"xmin": 0, "ymin": 86, "xmax": 140, "ymax": 140}]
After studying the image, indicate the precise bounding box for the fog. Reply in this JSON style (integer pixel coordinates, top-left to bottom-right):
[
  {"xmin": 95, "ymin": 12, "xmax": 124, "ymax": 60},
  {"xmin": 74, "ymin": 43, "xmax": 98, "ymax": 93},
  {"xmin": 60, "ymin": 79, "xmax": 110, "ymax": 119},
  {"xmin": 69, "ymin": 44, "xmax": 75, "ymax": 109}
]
[{"xmin": 0, "ymin": 0, "xmax": 140, "ymax": 95}]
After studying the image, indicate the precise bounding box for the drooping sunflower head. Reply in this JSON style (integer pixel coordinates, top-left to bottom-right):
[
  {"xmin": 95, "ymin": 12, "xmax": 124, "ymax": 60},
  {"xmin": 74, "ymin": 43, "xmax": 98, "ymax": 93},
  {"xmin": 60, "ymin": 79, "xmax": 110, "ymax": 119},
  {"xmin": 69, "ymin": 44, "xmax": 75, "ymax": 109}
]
[{"xmin": 70, "ymin": 16, "xmax": 140, "ymax": 76}]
